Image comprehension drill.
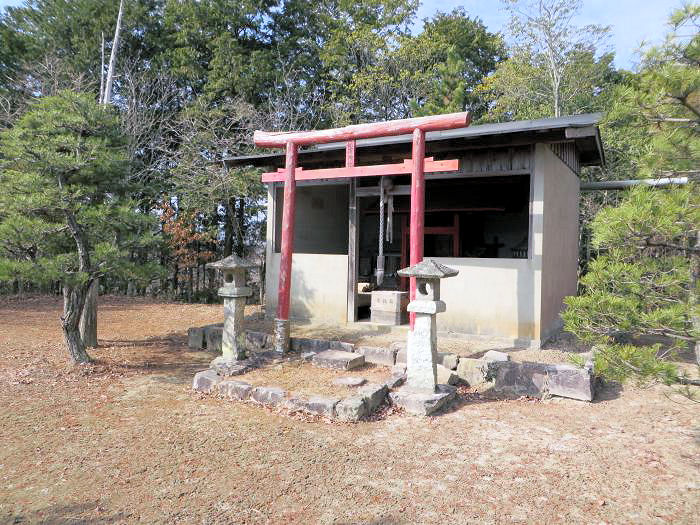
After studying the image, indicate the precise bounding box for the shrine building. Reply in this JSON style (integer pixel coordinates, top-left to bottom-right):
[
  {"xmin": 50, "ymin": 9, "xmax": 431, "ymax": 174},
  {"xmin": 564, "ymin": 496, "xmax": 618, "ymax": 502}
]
[{"xmin": 224, "ymin": 113, "xmax": 604, "ymax": 349}]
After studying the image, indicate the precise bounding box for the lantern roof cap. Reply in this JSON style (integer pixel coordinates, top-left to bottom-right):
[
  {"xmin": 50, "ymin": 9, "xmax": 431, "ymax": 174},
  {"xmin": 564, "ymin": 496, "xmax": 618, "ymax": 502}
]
[
  {"xmin": 206, "ymin": 255, "xmax": 258, "ymax": 270},
  {"xmin": 397, "ymin": 259, "xmax": 458, "ymax": 279}
]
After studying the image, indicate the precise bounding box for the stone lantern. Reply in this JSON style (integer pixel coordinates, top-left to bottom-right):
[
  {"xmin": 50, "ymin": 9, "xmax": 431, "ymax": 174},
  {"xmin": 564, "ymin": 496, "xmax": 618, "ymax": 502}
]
[
  {"xmin": 206, "ymin": 255, "xmax": 257, "ymax": 365},
  {"xmin": 392, "ymin": 259, "xmax": 458, "ymax": 415}
]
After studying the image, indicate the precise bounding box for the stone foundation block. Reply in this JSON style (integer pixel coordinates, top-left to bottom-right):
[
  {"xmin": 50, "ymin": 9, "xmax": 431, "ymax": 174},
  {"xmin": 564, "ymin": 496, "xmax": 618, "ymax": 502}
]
[
  {"xmin": 355, "ymin": 346, "xmax": 397, "ymax": 366},
  {"xmin": 245, "ymin": 331, "xmax": 270, "ymax": 350},
  {"xmin": 329, "ymin": 341, "xmax": 355, "ymax": 352},
  {"xmin": 546, "ymin": 364, "xmax": 595, "ymax": 401},
  {"xmin": 490, "ymin": 361, "xmax": 548, "ymax": 397},
  {"xmin": 483, "ymin": 350, "xmax": 510, "ymax": 362},
  {"xmin": 370, "ymin": 310, "xmax": 407, "ymax": 325},
  {"xmin": 218, "ymin": 380, "xmax": 253, "ymax": 400},
  {"xmin": 192, "ymin": 369, "xmax": 221, "ymax": 393},
  {"xmin": 358, "ymin": 383, "xmax": 388, "ymax": 412},
  {"xmin": 456, "ymin": 358, "xmax": 490, "ymax": 386},
  {"xmin": 210, "ymin": 357, "xmax": 256, "ymax": 377},
  {"xmin": 187, "ymin": 327, "xmax": 206, "ymax": 349},
  {"xmin": 250, "ymin": 386, "xmax": 286, "ymax": 406},
  {"xmin": 389, "ymin": 384, "xmax": 456, "ymax": 416},
  {"xmin": 205, "ymin": 325, "xmax": 223, "ymax": 354},
  {"xmin": 288, "ymin": 395, "xmax": 340, "ymax": 417},
  {"xmin": 291, "ymin": 337, "xmax": 331, "ymax": 353},
  {"xmin": 335, "ymin": 396, "xmax": 368, "ymax": 422},
  {"xmin": 437, "ymin": 352, "xmax": 459, "ymax": 370},
  {"xmin": 436, "ymin": 364, "xmax": 460, "ymax": 385},
  {"xmin": 312, "ymin": 350, "xmax": 365, "ymax": 370}
]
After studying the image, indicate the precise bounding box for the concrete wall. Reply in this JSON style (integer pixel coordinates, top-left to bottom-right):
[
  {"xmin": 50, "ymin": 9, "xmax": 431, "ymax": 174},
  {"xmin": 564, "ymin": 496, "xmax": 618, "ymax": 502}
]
[
  {"xmin": 274, "ymin": 184, "xmax": 348, "ymax": 254},
  {"xmin": 265, "ymin": 253, "xmax": 349, "ymax": 324},
  {"xmin": 536, "ymin": 144, "xmax": 580, "ymax": 340},
  {"xmin": 432, "ymin": 257, "xmax": 537, "ymax": 340}
]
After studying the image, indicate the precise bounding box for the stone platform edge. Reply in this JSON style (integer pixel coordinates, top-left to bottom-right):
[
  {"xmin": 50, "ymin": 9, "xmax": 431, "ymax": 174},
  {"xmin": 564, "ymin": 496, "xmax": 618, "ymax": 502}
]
[{"xmin": 187, "ymin": 326, "xmax": 596, "ymax": 402}]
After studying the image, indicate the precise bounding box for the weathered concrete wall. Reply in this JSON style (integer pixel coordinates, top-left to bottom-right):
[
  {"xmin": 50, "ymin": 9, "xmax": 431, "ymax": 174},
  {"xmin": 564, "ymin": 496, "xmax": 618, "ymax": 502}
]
[
  {"xmin": 266, "ymin": 253, "xmax": 349, "ymax": 323},
  {"xmin": 274, "ymin": 184, "xmax": 349, "ymax": 254},
  {"xmin": 432, "ymin": 257, "xmax": 538, "ymax": 340},
  {"xmin": 535, "ymin": 144, "xmax": 580, "ymax": 340}
]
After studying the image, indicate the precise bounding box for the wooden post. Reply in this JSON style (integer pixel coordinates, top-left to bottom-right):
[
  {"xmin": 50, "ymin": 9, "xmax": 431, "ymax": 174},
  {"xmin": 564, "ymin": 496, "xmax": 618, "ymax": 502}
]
[
  {"xmin": 346, "ymin": 141, "xmax": 358, "ymax": 323},
  {"xmin": 274, "ymin": 142, "xmax": 298, "ymax": 352},
  {"xmin": 409, "ymin": 128, "xmax": 426, "ymax": 329}
]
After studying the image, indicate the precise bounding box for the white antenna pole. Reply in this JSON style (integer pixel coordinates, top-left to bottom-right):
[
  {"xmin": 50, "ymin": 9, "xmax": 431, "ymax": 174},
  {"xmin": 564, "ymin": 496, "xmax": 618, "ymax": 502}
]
[{"xmin": 102, "ymin": 0, "xmax": 124, "ymax": 105}]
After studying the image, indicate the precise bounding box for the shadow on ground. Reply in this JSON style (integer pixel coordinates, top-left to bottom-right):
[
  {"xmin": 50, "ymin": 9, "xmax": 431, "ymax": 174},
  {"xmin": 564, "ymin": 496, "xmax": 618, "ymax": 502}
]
[{"xmin": 7, "ymin": 501, "xmax": 128, "ymax": 524}]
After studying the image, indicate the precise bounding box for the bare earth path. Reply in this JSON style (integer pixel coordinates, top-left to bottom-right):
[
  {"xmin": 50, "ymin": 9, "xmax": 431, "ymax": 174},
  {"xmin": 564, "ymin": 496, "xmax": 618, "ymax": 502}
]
[{"xmin": 0, "ymin": 296, "xmax": 698, "ymax": 524}]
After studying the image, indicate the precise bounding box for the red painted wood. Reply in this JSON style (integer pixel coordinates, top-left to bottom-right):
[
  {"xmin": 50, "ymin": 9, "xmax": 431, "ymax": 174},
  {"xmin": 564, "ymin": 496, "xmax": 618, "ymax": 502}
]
[
  {"xmin": 409, "ymin": 128, "xmax": 426, "ymax": 329},
  {"xmin": 261, "ymin": 157, "xmax": 458, "ymax": 183},
  {"xmin": 277, "ymin": 142, "xmax": 298, "ymax": 320},
  {"xmin": 254, "ymin": 112, "xmax": 470, "ymax": 148}
]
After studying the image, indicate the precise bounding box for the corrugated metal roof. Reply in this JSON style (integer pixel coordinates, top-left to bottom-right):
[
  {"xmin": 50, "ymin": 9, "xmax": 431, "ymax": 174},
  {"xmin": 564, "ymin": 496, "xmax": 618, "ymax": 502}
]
[{"xmin": 223, "ymin": 112, "xmax": 604, "ymax": 167}]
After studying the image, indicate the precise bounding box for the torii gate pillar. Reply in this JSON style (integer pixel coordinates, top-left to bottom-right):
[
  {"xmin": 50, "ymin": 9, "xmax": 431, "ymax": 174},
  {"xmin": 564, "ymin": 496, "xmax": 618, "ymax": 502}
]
[{"xmin": 273, "ymin": 142, "xmax": 298, "ymax": 354}]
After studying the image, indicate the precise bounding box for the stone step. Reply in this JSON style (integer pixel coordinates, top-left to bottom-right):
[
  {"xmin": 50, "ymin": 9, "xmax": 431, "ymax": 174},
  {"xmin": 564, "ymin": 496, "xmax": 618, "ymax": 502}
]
[{"xmin": 312, "ymin": 350, "xmax": 365, "ymax": 370}]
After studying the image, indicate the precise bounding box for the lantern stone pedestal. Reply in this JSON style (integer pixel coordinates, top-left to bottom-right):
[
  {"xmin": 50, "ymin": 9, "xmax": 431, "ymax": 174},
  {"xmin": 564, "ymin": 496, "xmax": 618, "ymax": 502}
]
[
  {"xmin": 389, "ymin": 259, "xmax": 459, "ymax": 416},
  {"xmin": 206, "ymin": 255, "xmax": 257, "ymax": 371}
]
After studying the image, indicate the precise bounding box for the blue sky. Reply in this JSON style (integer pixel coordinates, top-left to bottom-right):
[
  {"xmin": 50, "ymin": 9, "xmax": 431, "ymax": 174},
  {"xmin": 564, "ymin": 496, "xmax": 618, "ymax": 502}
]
[{"xmin": 0, "ymin": 0, "xmax": 682, "ymax": 69}]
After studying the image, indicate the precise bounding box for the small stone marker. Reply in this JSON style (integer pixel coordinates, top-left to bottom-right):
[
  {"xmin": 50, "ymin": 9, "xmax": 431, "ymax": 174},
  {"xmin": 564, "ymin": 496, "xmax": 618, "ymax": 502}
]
[
  {"xmin": 332, "ymin": 376, "xmax": 367, "ymax": 387},
  {"xmin": 312, "ymin": 350, "xmax": 365, "ymax": 370},
  {"xmin": 206, "ymin": 255, "xmax": 257, "ymax": 366}
]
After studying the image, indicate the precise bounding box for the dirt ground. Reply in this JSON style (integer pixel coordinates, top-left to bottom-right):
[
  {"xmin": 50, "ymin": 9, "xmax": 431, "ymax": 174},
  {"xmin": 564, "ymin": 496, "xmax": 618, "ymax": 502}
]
[
  {"xmin": 237, "ymin": 361, "xmax": 391, "ymax": 399},
  {"xmin": 0, "ymin": 296, "xmax": 698, "ymax": 524}
]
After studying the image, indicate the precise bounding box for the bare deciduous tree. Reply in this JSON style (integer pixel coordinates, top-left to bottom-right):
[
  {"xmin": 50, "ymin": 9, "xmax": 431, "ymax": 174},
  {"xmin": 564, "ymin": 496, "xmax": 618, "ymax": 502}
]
[{"xmin": 503, "ymin": 0, "xmax": 610, "ymax": 117}]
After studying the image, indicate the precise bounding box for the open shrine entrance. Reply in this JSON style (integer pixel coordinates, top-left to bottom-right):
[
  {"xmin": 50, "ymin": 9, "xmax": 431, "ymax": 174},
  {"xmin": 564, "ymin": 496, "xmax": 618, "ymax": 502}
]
[{"xmin": 352, "ymin": 174, "xmax": 531, "ymax": 322}]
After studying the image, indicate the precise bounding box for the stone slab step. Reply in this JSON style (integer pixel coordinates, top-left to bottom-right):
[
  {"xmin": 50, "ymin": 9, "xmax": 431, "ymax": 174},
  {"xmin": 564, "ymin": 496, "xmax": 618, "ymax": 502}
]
[
  {"xmin": 312, "ymin": 350, "xmax": 365, "ymax": 370},
  {"xmin": 389, "ymin": 384, "xmax": 456, "ymax": 416}
]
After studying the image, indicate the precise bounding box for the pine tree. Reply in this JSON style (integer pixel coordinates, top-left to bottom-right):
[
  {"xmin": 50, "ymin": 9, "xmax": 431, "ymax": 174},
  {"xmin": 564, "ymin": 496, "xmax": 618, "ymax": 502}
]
[
  {"xmin": 563, "ymin": 5, "xmax": 700, "ymax": 386},
  {"xmin": 0, "ymin": 91, "xmax": 159, "ymax": 363}
]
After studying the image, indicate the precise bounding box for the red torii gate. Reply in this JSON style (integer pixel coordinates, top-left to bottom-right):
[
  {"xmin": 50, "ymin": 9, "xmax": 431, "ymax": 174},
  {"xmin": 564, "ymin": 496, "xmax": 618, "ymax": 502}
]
[{"xmin": 253, "ymin": 112, "xmax": 470, "ymax": 352}]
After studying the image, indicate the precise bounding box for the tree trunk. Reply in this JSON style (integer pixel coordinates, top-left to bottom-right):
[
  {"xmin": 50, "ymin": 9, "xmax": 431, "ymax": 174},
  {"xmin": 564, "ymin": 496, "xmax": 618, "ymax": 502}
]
[
  {"xmin": 62, "ymin": 283, "xmax": 91, "ymax": 364},
  {"xmin": 63, "ymin": 205, "xmax": 93, "ymax": 364},
  {"xmin": 235, "ymin": 197, "xmax": 245, "ymax": 256},
  {"xmin": 172, "ymin": 263, "xmax": 178, "ymax": 297},
  {"xmin": 99, "ymin": 31, "xmax": 105, "ymax": 102},
  {"xmin": 223, "ymin": 199, "xmax": 235, "ymax": 257},
  {"xmin": 692, "ymin": 231, "xmax": 699, "ymax": 365},
  {"xmin": 79, "ymin": 278, "xmax": 98, "ymax": 347}
]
